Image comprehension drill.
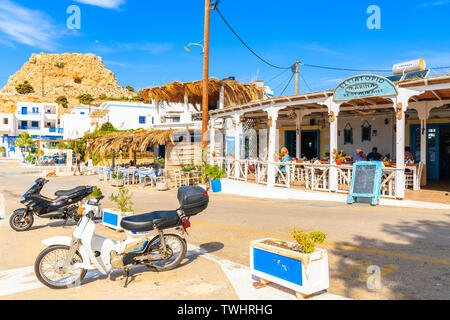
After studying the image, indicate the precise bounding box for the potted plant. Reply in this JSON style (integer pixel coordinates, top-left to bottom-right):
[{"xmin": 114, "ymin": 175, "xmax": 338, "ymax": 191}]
[
  {"xmin": 250, "ymin": 228, "xmax": 329, "ymax": 299},
  {"xmin": 332, "ymin": 149, "xmax": 346, "ymax": 165},
  {"xmin": 212, "ymin": 151, "xmax": 216, "ymax": 158},
  {"xmin": 102, "ymin": 187, "xmax": 134, "ymax": 231},
  {"xmin": 110, "ymin": 171, "xmax": 124, "ymax": 187},
  {"xmin": 206, "ymin": 164, "xmax": 226, "ymax": 193}
]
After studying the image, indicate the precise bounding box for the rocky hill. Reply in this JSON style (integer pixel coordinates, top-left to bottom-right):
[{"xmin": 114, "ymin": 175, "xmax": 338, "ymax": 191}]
[{"xmin": 1, "ymin": 53, "xmax": 134, "ymax": 99}]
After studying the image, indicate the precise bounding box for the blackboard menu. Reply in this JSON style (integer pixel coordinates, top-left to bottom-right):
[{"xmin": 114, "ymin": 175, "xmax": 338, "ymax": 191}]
[
  {"xmin": 348, "ymin": 161, "xmax": 383, "ymax": 205},
  {"xmin": 353, "ymin": 165, "xmax": 377, "ymax": 194}
]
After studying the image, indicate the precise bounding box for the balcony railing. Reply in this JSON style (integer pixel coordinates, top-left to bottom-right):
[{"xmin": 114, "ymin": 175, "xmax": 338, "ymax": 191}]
[
  {"xmin": 211, "ymin": 157, "xmax": 401, "ymax": 199},
  {"xmin": 18, "ymin": 126, "xmax": 40, "ymax": 130}
]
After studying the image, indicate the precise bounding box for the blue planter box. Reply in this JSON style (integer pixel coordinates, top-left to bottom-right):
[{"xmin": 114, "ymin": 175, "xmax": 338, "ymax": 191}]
[
  {"xmin": 102, "ymin": 208, "xmax": 133, "ymax": 231},
  {"xmin": 210, "ymin": 179, "xmax": 222, "ymax": 192},
  {"xmin": 250, "ymin": 238, "xmax": 329, "ymax": 297}
]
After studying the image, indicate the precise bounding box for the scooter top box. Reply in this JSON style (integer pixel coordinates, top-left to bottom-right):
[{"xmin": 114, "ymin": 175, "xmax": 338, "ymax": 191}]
[{"xmin": 177, "ymin": 186, "xmax": 209, "ymax": 217}]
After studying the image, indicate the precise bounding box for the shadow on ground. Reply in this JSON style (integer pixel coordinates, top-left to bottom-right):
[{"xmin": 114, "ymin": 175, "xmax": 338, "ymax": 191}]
[{"xmin": 330, "ymin": 217, "xmax": 450, "ymax": 300}]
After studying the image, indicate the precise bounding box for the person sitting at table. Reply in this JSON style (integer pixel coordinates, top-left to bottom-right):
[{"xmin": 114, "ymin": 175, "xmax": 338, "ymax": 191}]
[
  {"xmin": 279, "ymin": 147, "xmax": 291, "ymax": 175},
  {"xmin": 405, "ymin": 147, "xmax": 415, "ymax": 163},
  {"xmin": 354, "ymin": 149, "xmax": 367, "ymax": 162},
  {"xmin": 367, "ymin": 147, "xmax": 383, "ymax": 161},
  {"xmin": 259, "ymin": 148, "xmax": 268, "ymax": 161}
]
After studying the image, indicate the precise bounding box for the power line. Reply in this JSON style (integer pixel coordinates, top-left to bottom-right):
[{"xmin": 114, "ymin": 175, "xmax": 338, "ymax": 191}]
[
  {"xmin": 214, "ymin": 5, "xmax": 450, "ymax": 73},
  {"xmin": 280, "ymin": 72, "xmax": 295, "ymax": 96},
  {"xmin": 266, "ymin": 69, "xmax": 289, "ymax": 84},
  {"xmin": 273, "ymin": 72, "xmax": 294, "ymax": 91},
  {"xmin": 214, "ymin": 6, "xmax": 292, "ymax": 70},
  {"xmin": 300, "ymin": 73, "xmax": 312, "ymax": 92},
  {"xmin": 300, "ymin": 62, "xmax": 391, "ymax": 73}
]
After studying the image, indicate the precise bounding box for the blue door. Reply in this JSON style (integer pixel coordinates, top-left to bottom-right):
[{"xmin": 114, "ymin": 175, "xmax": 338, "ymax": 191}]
[{"xmin": 427, "ymin": 125, "xmax": 440, "ymax": 180}]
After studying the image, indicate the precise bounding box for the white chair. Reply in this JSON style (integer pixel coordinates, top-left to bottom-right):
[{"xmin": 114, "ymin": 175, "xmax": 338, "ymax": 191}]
[
  {"xmin": 405, "ymin": 168, "xmax": 415, "ymax": 189},
  {"xmin": 173, "ymin": 170, "xmax": 183, "ymax": 188}
]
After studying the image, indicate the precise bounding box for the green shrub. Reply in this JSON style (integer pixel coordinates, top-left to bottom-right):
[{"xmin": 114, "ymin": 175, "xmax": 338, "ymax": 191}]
[
  {"xmin": 109, "ymin": 187, "xmax": 133, "ymax": 213},
  {"xmin": 206, "ymin": 165, "xmax": 226, "ymax": 180},
  {"xmin": 56, "ymin": 96, "xmax": 68, "ymax": 108},
  {"xmin": 16, "ymin": 81, "xmax": 34, "ymax": 94},
  {"xmin": 291, "ymin": 228, "xmax": 327, "ymax": 254}
]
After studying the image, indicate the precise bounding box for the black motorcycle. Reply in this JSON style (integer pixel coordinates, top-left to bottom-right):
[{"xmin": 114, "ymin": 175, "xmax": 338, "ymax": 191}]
[{"xmin": 9, "ymin": 178, "xmax": 95, "ymax": 232}]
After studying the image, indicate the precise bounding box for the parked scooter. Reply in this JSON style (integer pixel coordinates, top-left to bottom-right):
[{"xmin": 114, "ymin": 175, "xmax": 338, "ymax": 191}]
[
  {"xmin": 34, "ymin": 186, "xmax": 209, "ymax": 289},
  {"xmin": 9, "ymin": 178, "xmax": 96, "ymax": 232}
]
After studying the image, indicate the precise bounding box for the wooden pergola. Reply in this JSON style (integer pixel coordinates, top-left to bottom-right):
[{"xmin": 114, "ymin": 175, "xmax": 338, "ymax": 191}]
[{"xmin": 86, "ymin": 129, "xmax": 174, "ymax": 168}]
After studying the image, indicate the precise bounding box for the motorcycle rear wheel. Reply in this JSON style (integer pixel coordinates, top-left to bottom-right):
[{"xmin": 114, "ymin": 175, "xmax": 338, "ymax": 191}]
[
  {"xmin": 9, "ymin": 210, "xmax": 34, "ymax": 232},
  {"xmin": 35, "ymin": 245, "xmax": 87, "ymax": 289},
  {"xmin": 144, "ymin": 234, "xmax": 187, "ymax": 272}
]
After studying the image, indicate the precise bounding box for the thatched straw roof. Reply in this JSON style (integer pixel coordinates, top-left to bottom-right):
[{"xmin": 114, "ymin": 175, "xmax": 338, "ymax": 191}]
[
  {"xmin": 87, "ymin": 129, "xmax": 173, "ymax": 157},
  {"xmin": 142, "ymin": 78, "xmax": 265, "ymax": 109},
  {"xmin": 90, "ymin": 109, "xmax": 109, "ymax": 119}
]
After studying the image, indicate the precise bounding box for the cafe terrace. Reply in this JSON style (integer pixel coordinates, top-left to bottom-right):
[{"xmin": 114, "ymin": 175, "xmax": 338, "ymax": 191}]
[{"xmin": 207, "ymin": 73, "xmax": 450, "ymax": 201}]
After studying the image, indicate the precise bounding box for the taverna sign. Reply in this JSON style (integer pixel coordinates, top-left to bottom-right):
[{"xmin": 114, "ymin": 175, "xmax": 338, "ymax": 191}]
[{"xmin": 334, "ymin": 74, "xmax": 398, "ymax": 102}]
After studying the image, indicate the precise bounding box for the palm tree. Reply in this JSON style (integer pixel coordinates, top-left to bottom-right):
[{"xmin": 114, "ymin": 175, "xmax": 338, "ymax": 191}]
[{"xmin": 16, "ymin": 132, "xmax": 36, "ymax": 152}]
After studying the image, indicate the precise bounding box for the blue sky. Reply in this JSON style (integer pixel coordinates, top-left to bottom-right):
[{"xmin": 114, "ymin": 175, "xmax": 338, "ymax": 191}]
[{"xmin": 0, "ymin": 0, "xmax": 449, "ymax": 96}]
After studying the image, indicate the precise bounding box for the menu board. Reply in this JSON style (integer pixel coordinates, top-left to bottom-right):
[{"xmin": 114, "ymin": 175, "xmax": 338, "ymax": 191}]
[{"xmin": 348, "ymin": 161, "xmax": 383, "ymax": 206}]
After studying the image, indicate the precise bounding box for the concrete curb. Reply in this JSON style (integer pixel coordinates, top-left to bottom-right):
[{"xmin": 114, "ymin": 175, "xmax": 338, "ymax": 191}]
[{"xmin": 221, "ymin": 179, "xmax": 450, "ymax": 211}]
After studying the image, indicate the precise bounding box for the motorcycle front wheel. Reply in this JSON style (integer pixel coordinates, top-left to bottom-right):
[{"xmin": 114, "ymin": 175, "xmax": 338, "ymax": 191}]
[
  {"xmin": 145, "ymin": 234, "xmax": 187, "ymax": 272},
  {"xmin": 9, "ymin": 210, "xmax": 34, "ymax": 232},
  {"xmin": 35, "ymin": 245, "xmax": 87, "ymax": 289}
]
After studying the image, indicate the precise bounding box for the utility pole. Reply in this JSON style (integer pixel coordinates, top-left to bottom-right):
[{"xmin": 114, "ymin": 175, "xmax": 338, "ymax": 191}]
[
  {"xmin": 295, "ymin": 60, "xmax": 299, "ymax": 96},
  {"xmin": 202, "ymin": 0, "xmax": 211, "ymax": 149}
]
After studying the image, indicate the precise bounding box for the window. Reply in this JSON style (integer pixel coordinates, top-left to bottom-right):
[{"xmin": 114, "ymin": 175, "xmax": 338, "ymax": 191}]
[
  {"xmin": 361, "ymin": 121, "xmax": 371, "ymax": 142},
  {"xmin": 20, "ymin": 121, "xmax": 27, "ymax": 129},
  {"xmin": 80, "ymin": 112, "xmax": 85, "ymax": 115},
  {"xmin": 3, "ymin": 118, "xmax": 8, "ymax": 125},
  {"xmin": 32, "ymin": 107, "xmax": 39, "ymax": 114},
  {"xmin": 139, "ymin": 116, "xmax": 146, "ymax": 124},
  {"xmin": 343, "ymin": 123, "xmax": 353, "ymax": 145},
  {"xmin": 31, "ymin": 121, "xmax": 39, "ymax": 128}
]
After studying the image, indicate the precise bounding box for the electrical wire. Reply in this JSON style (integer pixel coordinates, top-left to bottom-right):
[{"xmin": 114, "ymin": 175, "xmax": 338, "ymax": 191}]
[
  {"xmin": 280, "ymin": 72, "xmax": 295, "ymax": 96},
  {"xmin": 214, "ymin": 6, "xmax": 291, "ymax": 70},
  {"xmin": 266, "ymin": 69, "xmax": 289, "ymax": 84},
  {"xmin": 300, "ymin": 73, "xmax": 312, "ymax": 92},
  {"xmin": 213, "ymin": 4, "xmax": 450, "ymax": 77},
  {"xmin": 273, "ymin": 72, "xmax": 294, "ymax": 91}
]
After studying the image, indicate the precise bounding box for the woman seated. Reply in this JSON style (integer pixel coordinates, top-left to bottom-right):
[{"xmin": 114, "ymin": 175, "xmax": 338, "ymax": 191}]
[{"xmin": 278, "ymin": 147, "xmax": 292, "ymax": 177}]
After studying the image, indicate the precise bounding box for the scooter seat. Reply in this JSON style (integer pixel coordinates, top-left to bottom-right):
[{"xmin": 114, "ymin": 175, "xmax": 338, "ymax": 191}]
[
  {"xmin": 120, "ymin": 211, "xmax": 180, "ymax": 232},
  {"xmin": 55, "ymin": 186, "xmax": 87, "ymax": 196}
]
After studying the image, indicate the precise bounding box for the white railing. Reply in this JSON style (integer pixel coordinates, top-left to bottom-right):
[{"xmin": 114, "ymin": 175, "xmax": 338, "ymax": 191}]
[{"xmin": 211, "ymin": 157, "xmax": 401, "ymax": 198}]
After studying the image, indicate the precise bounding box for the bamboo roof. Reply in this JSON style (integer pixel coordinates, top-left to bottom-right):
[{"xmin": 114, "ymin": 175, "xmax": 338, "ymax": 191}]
[
  {"xmin": 87, "ymin": 129, "xmax": 174, "ymax": 157},
  {"xmin": 90, "ymin": 109, "xmax": 109, "ymax": 119},
  {"xmin": 141, "ymin": 78, "xmax": 265, "ymax": 109}
]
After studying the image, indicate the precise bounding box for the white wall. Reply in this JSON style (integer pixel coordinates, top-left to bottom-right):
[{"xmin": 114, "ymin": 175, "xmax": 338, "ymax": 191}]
[
  {"xmin": 62, "ymin": 114, "xmax": 92, "ymax": 140},
  {"xmin": 337, "ymin": 113, "xmax": 395, "ymax": 158},
  {"xmin": 0, "ymin": 113, "xmax": 16, "ymax": 136}
]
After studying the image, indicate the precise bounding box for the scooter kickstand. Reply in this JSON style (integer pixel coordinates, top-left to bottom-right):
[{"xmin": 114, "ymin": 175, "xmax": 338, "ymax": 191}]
[
  {"xmin": 123, "ymin": 268, "xmax": 130, "ymax": 288},
  {"xmin": 61, "ymin": 219, "xmax": 68, "ymax": 228}
]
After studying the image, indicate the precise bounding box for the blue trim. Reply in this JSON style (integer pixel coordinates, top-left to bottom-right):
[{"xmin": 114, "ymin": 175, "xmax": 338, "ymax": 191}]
[{"xmin": 128, "ymin": 241, "xmax": 149, "ymax": 253}]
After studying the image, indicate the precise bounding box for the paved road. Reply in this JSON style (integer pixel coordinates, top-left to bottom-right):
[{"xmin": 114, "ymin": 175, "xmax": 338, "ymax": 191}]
[{"xmin": 0, "ymin": 161, "xmax": 448, "ymax": 300}]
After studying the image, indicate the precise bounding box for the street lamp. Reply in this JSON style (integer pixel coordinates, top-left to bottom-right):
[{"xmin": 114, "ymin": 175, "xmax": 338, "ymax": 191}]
[{"xmin": 184, "ymin": 41, "xmax": 204, "ymax": 53}]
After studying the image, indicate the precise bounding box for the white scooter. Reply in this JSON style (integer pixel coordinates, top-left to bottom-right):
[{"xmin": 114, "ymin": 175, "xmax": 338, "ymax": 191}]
[{"xmin": 34, "ymin": 186, "xmax": 209, "ymax": 289}]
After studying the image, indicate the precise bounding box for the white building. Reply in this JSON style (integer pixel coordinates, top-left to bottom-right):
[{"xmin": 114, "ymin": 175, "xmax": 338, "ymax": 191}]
[
  {"xmin": 62, "ymin": 101, "xmax": 158, "ymax": 140},
  {"xmin": 16, "ymin": 102, "xmax": 63, "ymax": 139}
]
